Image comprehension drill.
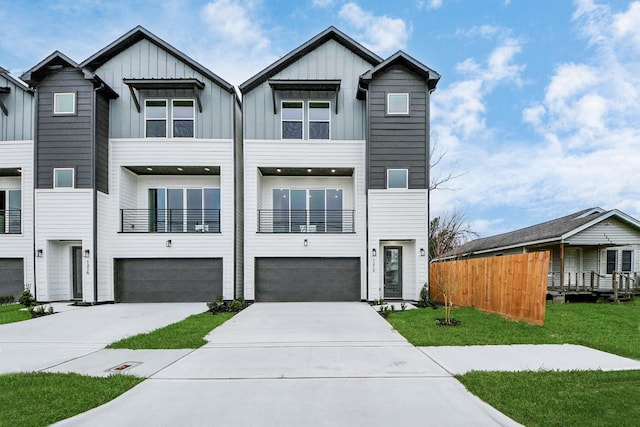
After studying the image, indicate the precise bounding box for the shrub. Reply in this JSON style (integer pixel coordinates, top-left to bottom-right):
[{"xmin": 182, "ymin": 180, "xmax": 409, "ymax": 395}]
[
  {"xmin": 0, "ymin": 295, "xmax": 15, "ymax": 305},
  {"xmin": 28, "ymin": 304, "xmax": 54, "ymax": 318},
  {"xmin": 207, "ymin": 297, "xmax": 249, "ymax": 315},
  {"xmin": 417, "ymin": 284, "xmax": 429, "ymax": 308},
  {"xmin": 18, "ymin": 290, "xmax": 36, "ymax": 308}
]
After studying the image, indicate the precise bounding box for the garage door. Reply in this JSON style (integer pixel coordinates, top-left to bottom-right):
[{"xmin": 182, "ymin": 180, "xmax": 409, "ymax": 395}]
[
  {"xmin": 255, "ymin": 257, "xmax": 360, "ymax": 302},
  {"xmin": 115, "ymin": 258, "xmax": 222, "ymax": 303},
  {"xmin": 0, "ymin": 258, "xmax": 24, "ymax": 298}
]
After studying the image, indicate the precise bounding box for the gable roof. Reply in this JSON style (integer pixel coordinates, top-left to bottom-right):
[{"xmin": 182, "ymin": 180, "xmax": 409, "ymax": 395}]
[
  {"xmin": 447, "ymin": 208, "xmax": 640, "ymax": 257},
  {"xmin": 0, "ymin": 66, "xmax": 33, "ymax": 94},
  {"xmin": 358, "ymin": 50, "xmax": 441, "ymax": 97},
  {"xmin": 80, "ymin": 26, "xmax": 234, "ymax": 93},
  {"xmin": 20, "ymin": 51, "xmax": 79, "ymax": 86},
  {"xmin": 239, "ymin": 26, "xmax": 383, "ymax": 94}
]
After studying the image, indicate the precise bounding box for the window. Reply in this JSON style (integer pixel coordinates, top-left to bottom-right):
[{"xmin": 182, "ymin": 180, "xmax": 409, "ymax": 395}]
[
  {"xmin": 148, "ymin": 188, "xmax": 220, "ymax": 233},
  {"xmin": 282, "ymin": 101, "xmax": 303, "ymax": 139},
  {"xmin": 172, "ymin": 100, "xmax": 195, "ymax": 138},
  {"xmin": 387, "ymin": 169, "xmax": 408, "ymax": 189},
  {"xmin": 308, "ymin": 101, "xmax": 330, "ymax": 139},
  {"xmin": 145, "ymin": 100, "xmax": 168, "ymax": 137},
  {"xmin": 272, "ymin": 188, "xmax": 343, "ymax": 232},
  {"xmin": 606, "ymin": 250, "xmax": 617, "ymax": 275},
  {"xmin": 54, "ymin": 93, "xmax": 75, "ymax": 115},
  {"xmin": 0, "ymin": 190, "xmax": 21, "ymax": 234},
  {"xmin": 387, "ymin": 93, "xmax": 409, "ymax": 115},
  {"xmin": 622, "ymin": 250, "xmax": 633, "ymax": 272},
  {"xmin": 54, "ymin": 168, "xmax": 74, "ymax": 188}
]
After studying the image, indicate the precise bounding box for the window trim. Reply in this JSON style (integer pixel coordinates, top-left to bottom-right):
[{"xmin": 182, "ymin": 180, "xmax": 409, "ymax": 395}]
[
  {"xmin": 144, "ymin": 99, "xmax": 168, "ymax": 138},
  {"xmin": 387, "ymin": 168, "xmax": 409, "ymax": 189},
  {"xmin": 308, "ymin": 100, "xmax": 331, "ymax": 140},
  {"xmin": 621, "ymin": 250, "xmax": 633, "ymax": 272},
  {"xmin": 606, "ymin": 249, "xmax": 618, "ymax": 275},
  {"xmin": 171, "ymin": 99, "xmax": 196, "ymax": 138},
  {"xmin": 53, "ymin": 92, "xmax": 76, "ymax": 115},
  {"xmin": 281, "ymin": 100, "xmax": 304, "ymax": 140},
  {"xmin": 53, "ymin": 168, "xmax": 75, "ymax": 189},
  {"xmin": 386, "ymin": 92, "xmax": 410, "ymax": 115}
]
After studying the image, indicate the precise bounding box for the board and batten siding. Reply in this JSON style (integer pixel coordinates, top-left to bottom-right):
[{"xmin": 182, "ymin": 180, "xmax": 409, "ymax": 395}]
[
  {"xmin": 243, "ymin": 39, "xmax": 373, "ymax": 140},
  {"xmin": 0, "ymin": 74, "xmax": 33, "ymax": 141},
  {"xmin": 101, "ymin": 138, "xmax": 236, "ymax": 299},
  {"xmin": 0, "ymin": 141, "xmax": 35, "ymax": 288},
  {"xmin": 367, "ymin": 64, "xmax": 430, "ymax": 190},
  {"xmin": 567, "ymin": 218, "xmax": 640, "ymax": 246},
  {"xmin": 35, "ymin": 68, "xmax": 95, "ymax": 189},
  {"xmin": 367, "ymin": 189, "xmax": 428, "ymax": 301},
  {"xmin": 93, "ymin": 39, "xmax": 234, "ymax": 140}
]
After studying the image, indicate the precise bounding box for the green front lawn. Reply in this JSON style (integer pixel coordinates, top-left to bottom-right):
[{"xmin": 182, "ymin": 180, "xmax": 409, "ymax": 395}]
[
  {"xmin": 107, "ymin": 311, "xmax": 235, "ymax": 349},
  {"xmin": 0, "ymin": 372, "xmax": 142, "ymax": 427},
  {"xmin": 387, "ymin": 301, "xmax": 639, "ymax": 359},
  {"xmin": 457, "ymin": 369, "xmax": 640, "ymax": 427},
  {"xmin": 0, "ymin": 304, "xmax": 31, "ymax": 325}
]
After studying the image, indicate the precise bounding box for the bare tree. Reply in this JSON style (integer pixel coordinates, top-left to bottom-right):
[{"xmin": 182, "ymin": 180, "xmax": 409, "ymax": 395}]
[{"xmin": 429, "ymin": 139, "xmax": 463, "ymax": 191}]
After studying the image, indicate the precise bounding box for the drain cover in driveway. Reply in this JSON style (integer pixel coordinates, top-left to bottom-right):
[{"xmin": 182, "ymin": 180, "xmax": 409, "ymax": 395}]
[{"xmin": 105, "ymin": 361, "xmax": 142, "ymax": 373}]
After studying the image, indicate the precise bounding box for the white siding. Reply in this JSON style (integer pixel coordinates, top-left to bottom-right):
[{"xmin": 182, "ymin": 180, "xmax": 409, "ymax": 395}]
[
  {"xmin": 368, "ymin": 190, "xmax": 428, "ymax": 301},
  {"xmin": 243, "ymin": 139, "xmax": 367, "ymax": 300},
  {"xmin": 567, "ymin": 218, "xmax": 640, "ymax": 245},
  {"xmin": 0, "ymin": 140, "xmax": 34, "ymax": 290}
]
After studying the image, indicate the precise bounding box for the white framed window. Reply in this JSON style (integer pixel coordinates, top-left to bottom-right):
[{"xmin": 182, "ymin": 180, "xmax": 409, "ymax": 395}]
[
  {"xmin": 282, "ymin": 101, "xmax": 304, "ymax": 139},
  {"xmin": 53, "ymin": 92, "xmax": 76, "ymax": 115},
  {"xmin": 387, "ymin": 93, "xmax": 409, "ymax": 115},
  {"xmin": 53, "ymin": 168, "xmax": 74, "ymax": 188},
  {"xmin": 145, "ymin": 99, "xmax": 168, "ymax": 137},
  {"xmin": 387, "ymin": 168, "xmax": 408, "ymax": 189},
  {"xmin": 308, "ymin": 101, "xmax": 330, "ymax": 139},
  {"xmin": 272, "ymin": 188, "xmax": 343, "ymax": 233},
  {"xmin": 622, "ymin": 250, "xmax": 633, "ymax": 272},
  {"xmin": 172, "ymin": 99, "xmax": 195, "ymax": 138}
]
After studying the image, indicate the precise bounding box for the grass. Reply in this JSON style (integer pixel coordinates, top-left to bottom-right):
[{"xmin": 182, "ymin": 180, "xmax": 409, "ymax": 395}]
[
  {"xmin": 456, "ymin": 370, "xmax": 640, "ymax": 427},
  {"xmin": 107, "ymin": 311, "xmax": 235, "ymax": 349},
  {"xmin": 0, "ymin": 372, "xmax": 142, "ymax": 427},
  {"xmin": 0, "ymin": 304, "xmax": 31, "ymax": 325},
  {"xmin": 387, "ymin": 301, "xmax": 640, "ymax": 359}
]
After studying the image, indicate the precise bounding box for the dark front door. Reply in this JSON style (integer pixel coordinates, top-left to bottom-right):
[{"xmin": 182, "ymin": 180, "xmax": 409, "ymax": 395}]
[
  {"xmin": 383, "ymin": 246, "xmax": 402, "ymax": 298},
  {"xmin": 72, "ymin": 246, "xmax": 83, "ymax": 299}
]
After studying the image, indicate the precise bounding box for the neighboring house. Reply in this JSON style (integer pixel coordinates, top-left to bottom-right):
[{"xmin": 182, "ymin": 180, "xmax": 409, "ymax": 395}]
[
  {"xmin": 20, "ymin": 27, "xmax": 240, "ymax": 303},
  {"xmin": 0, "ymin": 67, "xmax": 34, "ymax": 298},
  {"xmin": 445, "ymin": 208, "xmax": 640, "ymax": 291},
  {"xmin": 239, "ymin": 27, "xmax": 439, "ymax": 302}
]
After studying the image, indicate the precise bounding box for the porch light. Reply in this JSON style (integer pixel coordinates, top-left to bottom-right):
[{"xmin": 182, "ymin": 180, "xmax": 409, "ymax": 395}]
[
  {"xmin": 372, "ymin": 248, "xmax": 377, "ymax": 257},
  {"xmin": 276, "ymin": 168, "xmax": 282, "ymax": 173},
  {"xmin": 166, "ymin": 239, "xmax": 172, "ymax": 248},
  {"xmin": 83, "ymin": 249, "xmax": 90, "ymax": 258},
  {"xmin": 204, "ymin": 167, "xmax": 210, "ymax": 172},
  {"xmin": 307, "ymin": 169, "xmax": 312, "ymax": 173},
  {"xmin": 420, "ymin": 248, "xmax": 425, "ymax": 257},
  {"xmin": 331, "ymin": 169, "xmax": 336, "ymax": 173},
  {"xmin": 36, "ymin": 249, "xmax": 43, "ymax": 258},
  {"xmin": 146, "ymin": 167, "xmax": 153, "ymax": 171},
  {"xmin": 304, "ymin": 239, "xmax": 308, "ymax": 247},
  {"xmin": 177, "ymin": 167, "xmax": 183, "ymax": 172}
]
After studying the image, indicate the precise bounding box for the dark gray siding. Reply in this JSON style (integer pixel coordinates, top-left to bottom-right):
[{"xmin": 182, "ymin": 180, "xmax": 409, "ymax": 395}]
[
  {"xmin": 95, "ymin": 92, "xmax": 110, "ymax": 194},
  {"xmin": 35, "ymin": 68, "xmax": 94, "ymax": 189},
  {"xmin": 233, "ymin": 97, "xmax": 244, "ymax": 298},
  {"xmin": 0, "ymin": 258, "xmax": 24, "ymax": 298},
  {"xmin": 367, "ymin": 65, "xmax": 429, "ymax": 190},
  {"xmin": 255, "ymin": 257, "xmax": 361, "ymax": 302},
  {"xmin": 115, "ymin": 258, "xmax": 223, "ymax": 302}
]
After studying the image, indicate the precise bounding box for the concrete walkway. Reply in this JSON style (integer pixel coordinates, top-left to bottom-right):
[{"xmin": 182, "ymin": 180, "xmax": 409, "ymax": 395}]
[{"xmin": 55, "ymin": 303, "xmax": 522, "ymax": 427}]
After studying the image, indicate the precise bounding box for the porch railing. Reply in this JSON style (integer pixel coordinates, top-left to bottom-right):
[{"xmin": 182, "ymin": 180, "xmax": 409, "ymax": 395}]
[
  {"xmin": 258, "ymin": 210, "xmax": 355, "ymax": 233},
  {"xmin": 547, "ymin": 271, "xmax": 604, "ymax": 291},
  {"xmin": 0, "ymin": 209, "xmax": 21, "ymax": 234},
  {"xmin": 612, "ymin": 271, "xmax": 639, "ymax": 301},
  {"xmin": 120, "ymin": 209, "xmax": 220, "ymax": 233}
]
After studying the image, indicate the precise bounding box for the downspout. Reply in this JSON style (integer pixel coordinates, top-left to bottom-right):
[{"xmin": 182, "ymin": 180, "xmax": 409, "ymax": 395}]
[
  {"xmin": 31, "ymin": 89, "xmax": 38, "ymax": 300},
  {"xmin": 91, "ymin": 84, "xmax": 102, "ymax": 304},
  {"xmin": 559, "ymin": 240, "xmax": 565, "ymax": 290},
  {"xmin": 426, "ymin": 87, "xmax": 432, "ymax": 298},
  {"xmin": 360, "ymin": 81, "xmax": 370, "ymax": 302}
]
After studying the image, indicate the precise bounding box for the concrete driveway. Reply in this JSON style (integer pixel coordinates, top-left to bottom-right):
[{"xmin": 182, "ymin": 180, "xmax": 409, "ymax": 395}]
[{"xmin": 56, "ymin": 303, "xmax": 521, "ymax": 427}]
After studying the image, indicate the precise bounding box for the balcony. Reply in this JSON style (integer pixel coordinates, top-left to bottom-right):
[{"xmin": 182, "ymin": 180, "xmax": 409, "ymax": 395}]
[
  {"xmin": 0, "ymin": 210, "xmax": 21, "ymax": 234},
  {"xmin": 258, "ymin": 210, "xmax": 355, "ymax": 233},
  {"xmin": 121, "ymin": 209, "xmax": 220, "ymax": 233}
]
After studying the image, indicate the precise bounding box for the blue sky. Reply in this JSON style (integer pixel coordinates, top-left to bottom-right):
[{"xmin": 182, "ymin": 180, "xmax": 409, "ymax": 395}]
[{"xmin": 1, "ymin": 0, "xmax": 639, "ymax": 238}]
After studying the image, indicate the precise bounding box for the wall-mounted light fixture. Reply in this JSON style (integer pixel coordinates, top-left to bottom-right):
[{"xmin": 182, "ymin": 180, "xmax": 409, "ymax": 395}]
[
  {"xmin": 372, "ymin": 248, "xmax": 377, "ymax": 257},
  {"xmin": 166, "ymin": 239, "xmax": 172, "ymax": 248},
  {"xmin": 420, "ymin": 248, "xmax": 426, "ymax": 257},
  {"xmin": 36, "ymin": 249, "xmax": 43, "ymax": 258},
  {"xmin": 83, "ymin": 249, "xmax": 90, "ymax": 258},
  {"xmin": 304, "ymin": 239, "xmax": 308, "ymax": 247}
]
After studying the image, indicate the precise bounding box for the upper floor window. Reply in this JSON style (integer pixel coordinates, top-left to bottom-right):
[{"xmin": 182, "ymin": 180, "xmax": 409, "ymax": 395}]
[
  {"xmin": 54, "ymin": 168, "xmax": 74, "ymax": 188},
  {"xmin": 0, "ymin": 189, "xmax": 21, "ymax": 234},
  {"xmin": 309, "ymin": 101, "xmax": 330, "ymax": 139},
  {"xmin": 387, "ymin": 93, "xmax": 409, "ymax": 115},
  {"xmin": 387, "ymin": 169, "xmax": 408, "ymax": 189},
  {"xmin": 54, "ymin": 93, "xmax": 75, "ymax": 115},
  {"xmin": 145, "ymin": 99, "xmax": 195, "ymax": 138},
  {"xmin": 282, "ymin": 101, "xmax": 303, "ymax": 139}
]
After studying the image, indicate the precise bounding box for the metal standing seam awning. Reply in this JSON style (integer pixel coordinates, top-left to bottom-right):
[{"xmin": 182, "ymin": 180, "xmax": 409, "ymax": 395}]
[
  {"xmin": 268, "ymin": 79, "xmax": 341, "ymax": 114},
  {"xmin": 122, "ymin": 78, "xmax": 206, "ymax": 113}
]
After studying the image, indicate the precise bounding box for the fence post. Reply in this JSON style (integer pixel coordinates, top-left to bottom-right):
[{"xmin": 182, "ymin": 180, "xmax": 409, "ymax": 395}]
[{"xmin": 612, "ymin": 272, "xmax": 618, "ymax": 303}]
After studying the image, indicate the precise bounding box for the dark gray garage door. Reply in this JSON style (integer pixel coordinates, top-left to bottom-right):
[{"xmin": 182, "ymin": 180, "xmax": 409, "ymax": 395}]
[
  {"xmin": 115, "ymin": 258, "xmax": 222, "ymax": 303},
  {"xmin": 0, "ymin": 258, "xmax": 24, "ymax": 298},
  {"xmin": 255, "ymin": 257, "xmax": 361, "ymax": 302}
]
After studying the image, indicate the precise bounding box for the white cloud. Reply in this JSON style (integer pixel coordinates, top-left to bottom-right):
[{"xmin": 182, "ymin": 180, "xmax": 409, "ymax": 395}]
[
  {"xmin": 612, "ymin": 1, "xmax": 640, "ymax": 49},
  {"xmin": 201, "ymin": 0, "xmax": 270, "ymax": 50},
  {"xmin": 338, "ymin": 3, "xmax": 410, "ymax": 54},
  {"xmin": 415, "ymin": 0, "xmax": 443, "ymax": 10},
  {"xmin": 312, "ymin": 0, "xmax": 336, "ymax": 7}
]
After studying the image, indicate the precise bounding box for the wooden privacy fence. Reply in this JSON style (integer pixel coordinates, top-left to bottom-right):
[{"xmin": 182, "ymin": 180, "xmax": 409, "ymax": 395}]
[{"xmin": 429, "ymin": 251, "xmax": 550, "ymax": 326}]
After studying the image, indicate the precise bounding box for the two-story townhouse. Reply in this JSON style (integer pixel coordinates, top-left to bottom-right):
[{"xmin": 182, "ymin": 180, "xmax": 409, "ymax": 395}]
[
  {"xmin": 239, "ymin": 27, "xmax": 439, "ymax": 302},
  {"xmin": 21, "ymin": 27, "xmax": 241, "ymax": 303},
  {"xmin": 0, "ymin": 67, "xmax": 34, "ymax": 299}
]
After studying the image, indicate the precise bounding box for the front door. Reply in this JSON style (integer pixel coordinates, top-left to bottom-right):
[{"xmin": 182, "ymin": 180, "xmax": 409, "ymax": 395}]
[
  {"xmin": 72, "ymin": 246, "xmax": 83, "ymax": 299},
  {"xmin": 383, "ymin": 246, "xmax": 402, "ymax": 298}
]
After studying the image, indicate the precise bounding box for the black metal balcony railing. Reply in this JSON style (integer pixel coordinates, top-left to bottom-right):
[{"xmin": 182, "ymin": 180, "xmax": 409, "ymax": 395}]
[
  {"xmin": 121, "ymin": 209, "xmax": 220, "ymax": 233},
  {"xmin": 0, "ymin": 209, "xmax": 21, "ymax": 234},
  {"xmin": 258, "ymin": 210, "xmax": 355, "ymax": 233}
]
